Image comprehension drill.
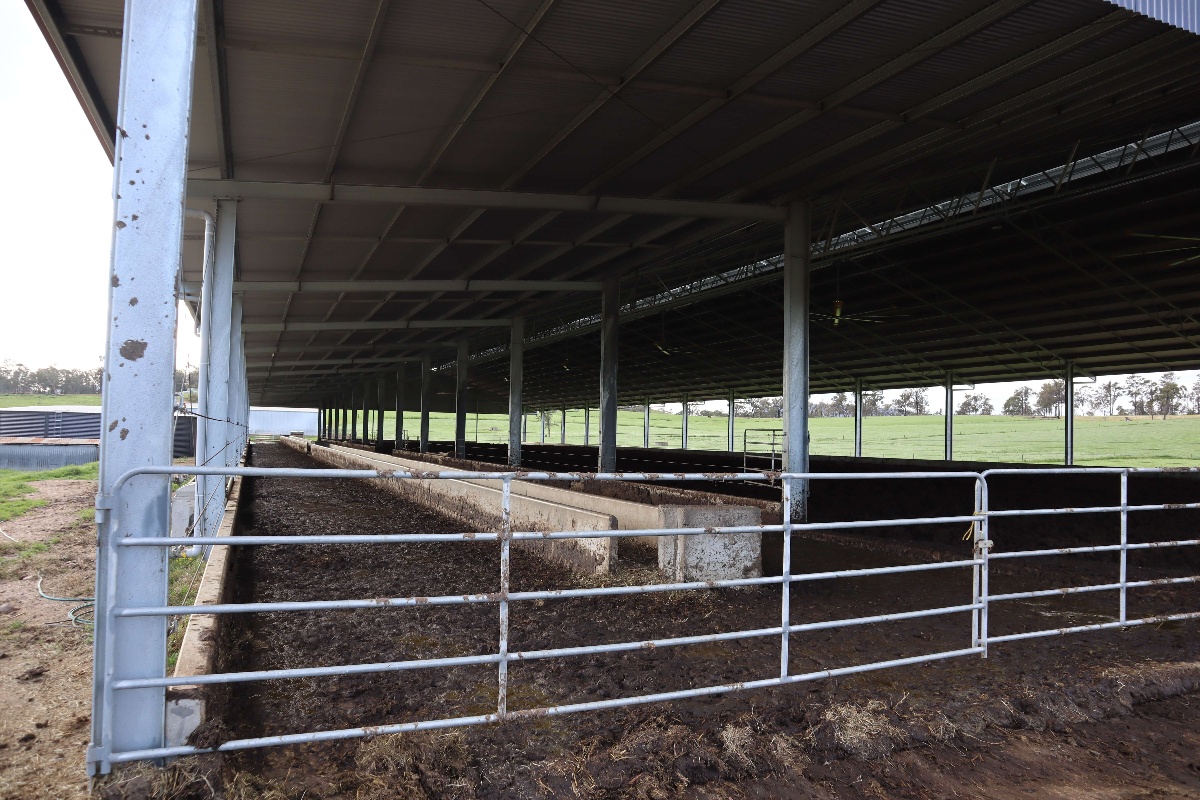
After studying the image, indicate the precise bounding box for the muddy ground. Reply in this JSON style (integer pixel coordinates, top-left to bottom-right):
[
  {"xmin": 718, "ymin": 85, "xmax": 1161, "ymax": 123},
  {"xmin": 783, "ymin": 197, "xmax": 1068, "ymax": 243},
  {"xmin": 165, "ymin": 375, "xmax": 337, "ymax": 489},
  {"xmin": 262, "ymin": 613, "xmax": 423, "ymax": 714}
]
[
  {"xmin": 100, "ymin": 442, "xmax": 1200, "ymax": 799},
  {"xmin": 0, "ymin": 479, "xmax": 98, "ymax": 800}
]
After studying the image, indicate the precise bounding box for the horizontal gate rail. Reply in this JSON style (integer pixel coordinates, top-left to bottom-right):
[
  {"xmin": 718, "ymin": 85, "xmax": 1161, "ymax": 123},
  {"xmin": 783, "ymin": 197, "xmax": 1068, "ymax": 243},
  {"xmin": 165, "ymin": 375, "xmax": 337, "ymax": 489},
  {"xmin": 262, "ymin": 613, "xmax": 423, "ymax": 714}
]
[{"xmin": 90, "ymin": 459, "xmax": 1198, "ymax": 770}]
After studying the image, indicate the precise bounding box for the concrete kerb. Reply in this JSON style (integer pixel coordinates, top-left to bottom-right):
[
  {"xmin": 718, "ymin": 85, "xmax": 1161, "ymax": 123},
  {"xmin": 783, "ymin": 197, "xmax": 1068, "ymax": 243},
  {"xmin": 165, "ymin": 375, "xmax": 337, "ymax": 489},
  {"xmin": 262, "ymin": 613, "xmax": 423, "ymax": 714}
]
[
  {"xmin": 165, "ymin": 472, "xmax": 245, "ymax": 748},
  {"xmin": 285, "ymin": 438, "xmax": 620, "ymax": 575}
]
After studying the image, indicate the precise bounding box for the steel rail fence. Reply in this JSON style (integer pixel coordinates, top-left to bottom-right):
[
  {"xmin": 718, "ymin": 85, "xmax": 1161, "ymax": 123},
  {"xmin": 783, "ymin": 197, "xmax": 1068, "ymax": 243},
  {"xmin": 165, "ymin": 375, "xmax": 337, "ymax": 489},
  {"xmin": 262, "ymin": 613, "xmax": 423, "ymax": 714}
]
[{"xmin": 89, "ymin": 462, "xmax": 1198, "ymax": 768}]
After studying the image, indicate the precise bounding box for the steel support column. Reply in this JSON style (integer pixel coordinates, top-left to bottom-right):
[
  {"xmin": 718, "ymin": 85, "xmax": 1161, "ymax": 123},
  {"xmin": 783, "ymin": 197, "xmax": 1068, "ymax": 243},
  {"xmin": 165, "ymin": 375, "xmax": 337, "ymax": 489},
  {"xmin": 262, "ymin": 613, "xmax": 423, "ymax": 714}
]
[
  {"xmin": 419, "ymin": 355, "xmax": 431, "ymax": 453},
  {"xmin": 188, "ymin": 208, "xmax": 214, "ymax": 548},
  {"xmin": 1065, "ymin": 361, "xmax": 1075, "ymax": 466},
  {"xmin": 560, "ymin": 408, "xmax": 567, "ymax": 445},
  {"xmin": 230, "ymin": 293, "xmax": 247, "ymax": 460},
  {"xmin": 945, "ymin": 373, "xmax": 954, "ymax": 461},
  {"xmin": 854, "ymin": 378, "xmax": 864, "ymax": 458},
  {"xmin": 362, "ymin": 380, "xmax": 371, "ymax": 443},
  {"xmin": 350, "ymin": 388, "xmax": 358, "ymax": 441},
  {"xmin": 376, "ymin": 375, "xmax": 386, "ymax": 446},
  {"xmin": 90, "ymin": 0, "xmax": 199, "ymax": 774},
  {"xmin": 199, "ymin": 199, "xmax": 236, "ymax": 541},
  {"xmin": 598, "ymin": 278, "xmax": 619, "ymax": 471},
  {"xmin": 394, "ymin": 366, "xmax": 405, "ymax": 449},
  {"xmin": 644, "ymin": 399, "xmax": 651, "ymax": 449},
  {"xmin": 508, "ymin": 317, "xmax": 523, "ymax": 466},
  {"xmin": 782, "ymin": 202, "xmax": 810, "ymax": 520},
  {"xmin": 584, "ymin": 407, "xmax": 590, "ymax": 446},
  {"xmin": 727, "ymin": 389, "xmax": 736, "ymax": 452},
  {"xmin": 681, "ymin": 394, "xmax": 689, "ymax": 450},
  {"xmin": 455, "ymin": 341, "xmax": 469, "ymax": 459}
]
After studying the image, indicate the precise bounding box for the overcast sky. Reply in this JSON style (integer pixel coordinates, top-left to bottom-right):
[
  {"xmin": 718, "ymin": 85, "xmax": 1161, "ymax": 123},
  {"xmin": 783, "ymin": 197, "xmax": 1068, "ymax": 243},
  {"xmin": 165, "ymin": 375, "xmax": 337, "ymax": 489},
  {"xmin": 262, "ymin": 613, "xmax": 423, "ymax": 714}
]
[{"xmin": 1, "ymin": 4, "xmax": 1193, "ymax": 413}]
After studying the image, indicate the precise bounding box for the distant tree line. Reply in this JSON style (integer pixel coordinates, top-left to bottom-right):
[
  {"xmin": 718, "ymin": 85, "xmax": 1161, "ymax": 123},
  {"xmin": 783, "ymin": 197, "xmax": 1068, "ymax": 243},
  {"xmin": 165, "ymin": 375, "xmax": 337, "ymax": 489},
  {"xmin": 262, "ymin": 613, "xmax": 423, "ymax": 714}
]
[
  {"xmin": 1, "ymin": 361, "xmax": 200, "ymax": 398},
  {"xmin": 1002, "ymin": 373, "xmax": 1199, "ymax": 419},
  {"xmin": 0, "ymin": 361, "xmax": 102, "ymax": 395}
]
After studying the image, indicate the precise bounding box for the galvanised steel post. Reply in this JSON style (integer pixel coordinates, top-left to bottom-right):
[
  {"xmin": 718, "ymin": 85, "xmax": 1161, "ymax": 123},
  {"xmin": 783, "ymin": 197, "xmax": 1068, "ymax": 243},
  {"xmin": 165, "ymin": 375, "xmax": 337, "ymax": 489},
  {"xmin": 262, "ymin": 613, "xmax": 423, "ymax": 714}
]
[
  {"xmin": 560, "ymin": 408, "xmax": 567, "ymax": 445},
  {"xmin": 376, "ymin": 375, "xmax": 386, "ymax": 446},
  {"xmin": 395, "ymin": 366, "xmax": 405, "ymax": 449},
  {"xmin": 507, "ymin": 317, "xmax": 523, "ymax": 466},
  {"xmin": 854, "ymin": 378, "xmax": 864, "ymax": 458},
  {"xmin": 350, "ymin": 388, "xmax": 358, "ymax": 441},
  {"xmin": 643, "ymin": 399, "xmax": 651, "ymax": 449},
  {"xmin": 187, "ymin": 208, "xmax": 214, "ymax": 546},
  {"xmin": 681, "ymin": 394, "xmax": 689, "ymax": 450},
  {"xmin": 584, "ymin": 407, "xmax": 590, "ymax": 446},
  {"xmin": 598, "ymin": 278, "xmax": 619, "ymax": 471},
  {"xmin": 782, "ymin": 202, "xmax": 810, "ymax": 520},
  {"xmin": 419, "ymin": 355, "xmax": 432, "ymax": 453},
  {"xmin": 90, "ymin": 0, "xmax": 200, "ymax": 774},
  {"xmin": 362, "ymin": 380, "xmax": 371, "ymax": 443},
  {"xmin": 1064, "ymin": 361, "xmax": 1074, "ymax": 466},
  {"xmin": 945, "ymin": 372, "xmax": 954, "ymax": 461},
  {"xmin": 230, "ymin": 294, "xmax": 247, "ymax": 461},
  {"xmin": 455, "ymin": 341, "xmax": 469, "ymax": 459},
  {"xmin": 200, "ymin": 199, "xmax": 236, "ymax": 540},
  {"xmin": 727, "ymin": 389, "xmax": 735, "ymax": 452},
  {"xmin": 540, "ymin": 410, "xmax": 546, "ymax": 443}
]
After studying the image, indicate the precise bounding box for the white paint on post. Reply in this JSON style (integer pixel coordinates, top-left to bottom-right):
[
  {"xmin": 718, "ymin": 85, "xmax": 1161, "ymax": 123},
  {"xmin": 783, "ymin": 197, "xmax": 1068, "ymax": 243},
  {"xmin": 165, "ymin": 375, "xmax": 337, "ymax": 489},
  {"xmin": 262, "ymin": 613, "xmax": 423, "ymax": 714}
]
[
  {"xmin": 782, "ymin": 202, "xmax": 810, "ymax": 520},
  {"xmin": 598, "ymin": 279, "xmax": 619, "ymax": 471},
  {"xmin": 91, "ymin": 0, "xmax": 200, "ymax": 775},
  {"xmin": 508, "ymin": 317, "xmax": 523, "ymax": 466}
]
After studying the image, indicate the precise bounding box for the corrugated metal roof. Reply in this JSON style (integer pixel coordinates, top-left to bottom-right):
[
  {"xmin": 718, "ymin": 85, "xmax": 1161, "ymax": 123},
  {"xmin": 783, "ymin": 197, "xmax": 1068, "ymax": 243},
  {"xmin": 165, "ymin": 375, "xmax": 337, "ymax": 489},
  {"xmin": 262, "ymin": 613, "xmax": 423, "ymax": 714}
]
[
  {"xmin": 27, "ymin": 0, "xmax": 1200, "ymax": 406},
  {"xmin": 1106, "ymin": 0, "xmax": 1200, "ymax": 33}
]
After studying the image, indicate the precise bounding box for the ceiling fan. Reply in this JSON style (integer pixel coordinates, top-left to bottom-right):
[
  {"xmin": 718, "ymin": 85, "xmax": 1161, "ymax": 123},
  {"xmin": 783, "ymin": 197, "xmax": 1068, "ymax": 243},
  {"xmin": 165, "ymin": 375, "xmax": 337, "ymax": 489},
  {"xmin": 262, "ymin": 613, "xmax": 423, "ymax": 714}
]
[{"xmin": 811, "ymin": 263, "xmax": 910, "ymax": 326}]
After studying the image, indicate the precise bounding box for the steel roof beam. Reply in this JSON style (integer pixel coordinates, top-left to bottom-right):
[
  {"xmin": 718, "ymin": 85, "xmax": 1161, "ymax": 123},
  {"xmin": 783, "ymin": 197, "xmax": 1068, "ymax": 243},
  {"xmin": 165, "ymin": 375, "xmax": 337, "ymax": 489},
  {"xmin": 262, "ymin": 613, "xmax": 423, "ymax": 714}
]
[
  {"xmin": 200, "ymin": 0, "xmax": 231, "ymax": 178},
  {"xmin": 186, "ymin": 179, "xmax": 785, "ymax": 220},
  {"xmin": 243, "ymin": 319, "xmax": 512, "ymax": 333},
  {"xmin": 233, "ymin": 280, "xmax": 604, "ymax": 293}
]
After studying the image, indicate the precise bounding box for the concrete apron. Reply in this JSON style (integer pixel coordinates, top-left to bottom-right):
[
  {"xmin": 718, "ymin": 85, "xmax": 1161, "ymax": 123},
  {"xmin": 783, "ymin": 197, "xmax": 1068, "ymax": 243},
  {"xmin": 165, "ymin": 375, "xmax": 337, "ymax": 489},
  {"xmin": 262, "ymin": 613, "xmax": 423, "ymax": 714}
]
[{"xmin": 288, "ymin": 437, "xmax": 762, "ymax": 583}]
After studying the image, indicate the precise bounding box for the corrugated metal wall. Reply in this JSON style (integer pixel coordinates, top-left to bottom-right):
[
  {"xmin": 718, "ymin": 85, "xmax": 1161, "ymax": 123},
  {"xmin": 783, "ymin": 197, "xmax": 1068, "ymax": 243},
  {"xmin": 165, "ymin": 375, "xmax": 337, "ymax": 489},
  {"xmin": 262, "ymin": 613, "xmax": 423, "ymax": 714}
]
[
  {"xmin": 0, "ymin": 409, "xmax": 195, "ymax": 458},
  {"xmin": 0, "ymin": 409, "xmax": 103, "ymax": 438},
  {"xmin": 0, "ymin": 443, "xmax": 100, "ymax": 471},
  {"xmin": 1106, "ymin": 0, "xmax": 1199, "ymax": 33}
]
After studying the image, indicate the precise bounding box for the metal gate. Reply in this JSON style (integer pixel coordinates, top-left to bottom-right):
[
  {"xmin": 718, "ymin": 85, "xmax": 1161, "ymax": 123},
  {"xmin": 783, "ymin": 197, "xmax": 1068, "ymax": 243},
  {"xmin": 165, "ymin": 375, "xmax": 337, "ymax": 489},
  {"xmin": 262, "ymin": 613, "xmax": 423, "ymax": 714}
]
[{"xmin": 88, "ymin": 464, "xmax": 1200, "ymax": 772}]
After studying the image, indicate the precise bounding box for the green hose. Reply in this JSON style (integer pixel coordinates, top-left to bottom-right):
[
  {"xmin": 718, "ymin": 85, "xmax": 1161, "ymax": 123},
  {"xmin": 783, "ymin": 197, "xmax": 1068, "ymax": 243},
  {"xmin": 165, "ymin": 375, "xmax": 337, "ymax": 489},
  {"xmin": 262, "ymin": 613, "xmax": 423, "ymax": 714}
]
[{"xmin": 36, "ymin": 575, "xmax": 95, "ymax": 627}]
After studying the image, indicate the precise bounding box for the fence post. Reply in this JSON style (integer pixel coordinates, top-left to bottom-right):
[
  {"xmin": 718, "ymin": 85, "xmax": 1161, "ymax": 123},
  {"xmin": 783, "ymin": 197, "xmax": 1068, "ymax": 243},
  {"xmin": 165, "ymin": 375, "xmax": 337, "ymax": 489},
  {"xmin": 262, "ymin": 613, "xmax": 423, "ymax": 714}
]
[
  {"xmin": 977, "ymin": 475, "xmax": 991, "ymax": 657},
  {"xmin": 780, "ymin": 475, "xmax": 793, "ymax": 678},
  {"xmin": 498, "ymin": 477, "xmax": 512, "ymax": 718},
  {"xmin": 1119, "ymin": 470, "xmax": 1128, "ymax": 624}
]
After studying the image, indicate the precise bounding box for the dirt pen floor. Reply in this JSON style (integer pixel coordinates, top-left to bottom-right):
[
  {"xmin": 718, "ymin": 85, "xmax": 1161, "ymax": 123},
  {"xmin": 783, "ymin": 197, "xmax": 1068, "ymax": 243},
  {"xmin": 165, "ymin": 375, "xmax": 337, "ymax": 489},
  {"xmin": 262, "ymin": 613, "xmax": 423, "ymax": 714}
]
[{"xmin": 99, "ymin": 442, "xmax": 1200, "ymax": 799}]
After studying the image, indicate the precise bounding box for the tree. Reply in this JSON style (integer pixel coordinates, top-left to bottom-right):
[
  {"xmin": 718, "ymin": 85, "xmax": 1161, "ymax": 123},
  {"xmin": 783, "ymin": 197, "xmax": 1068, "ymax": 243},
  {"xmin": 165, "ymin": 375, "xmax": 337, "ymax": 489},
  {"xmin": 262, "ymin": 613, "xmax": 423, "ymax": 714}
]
[
  {"xmin": 956, "ymin": 393, "xmax": 994, "ymax": 415},
  {"xmin": 1002, "ymin": 386, "xmax": 1033, "ymax": 416},
  {"xmin": 738, "ymin": 397, "xmax": 783, "ymax": 418},
  {"xmin": 894, "ymin": 388, "xmax": 929, "ymax": 416},
  {"xmin": 861, "ymin": 390, "xmax": 886, "ymax": 416},
  {"xmin": 1123, "ymin": 375, "xmax": 1152, "ymax": 416},
  {"xmin": 1153, "ymin": 373, "xmax": 1184, "ymax": 419},
  {"xmin": 1035, "ymin": 380, "xmax": 1065, "ymax": 418},
  {"xmin": 1093, "ymin": 381, "xmax": 1121, "ymax": 417}
]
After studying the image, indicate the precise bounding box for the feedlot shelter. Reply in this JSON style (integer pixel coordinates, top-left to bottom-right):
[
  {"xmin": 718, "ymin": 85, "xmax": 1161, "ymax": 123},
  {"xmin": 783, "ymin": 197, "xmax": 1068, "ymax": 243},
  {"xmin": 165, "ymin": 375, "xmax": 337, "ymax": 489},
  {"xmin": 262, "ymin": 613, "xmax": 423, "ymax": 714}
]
[{"xmin": 26, "ymin": 0, "xmax": 1200, "ymax": 776}]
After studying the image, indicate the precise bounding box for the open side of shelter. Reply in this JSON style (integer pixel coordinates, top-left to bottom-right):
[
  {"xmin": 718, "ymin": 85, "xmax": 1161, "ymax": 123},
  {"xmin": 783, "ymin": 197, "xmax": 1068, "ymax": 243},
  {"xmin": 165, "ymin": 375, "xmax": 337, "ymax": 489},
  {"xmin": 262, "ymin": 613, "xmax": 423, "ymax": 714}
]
[{"xmin": 23, "ymin": 0, "xmax": 1200, "ymax": 775}]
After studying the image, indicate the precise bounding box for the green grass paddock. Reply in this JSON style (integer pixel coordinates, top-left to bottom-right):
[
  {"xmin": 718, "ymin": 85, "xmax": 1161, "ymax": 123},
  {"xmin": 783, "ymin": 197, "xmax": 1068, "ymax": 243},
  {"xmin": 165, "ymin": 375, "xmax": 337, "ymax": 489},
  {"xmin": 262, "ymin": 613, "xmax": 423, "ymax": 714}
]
[{"xmin": 341, "ymin": 408, "xmax": 1200, "ymax": 468}]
